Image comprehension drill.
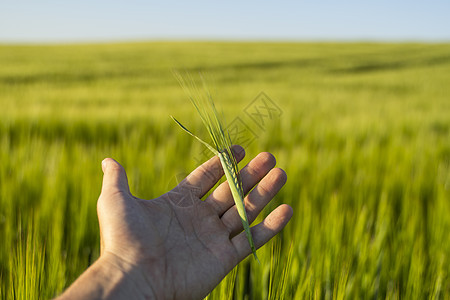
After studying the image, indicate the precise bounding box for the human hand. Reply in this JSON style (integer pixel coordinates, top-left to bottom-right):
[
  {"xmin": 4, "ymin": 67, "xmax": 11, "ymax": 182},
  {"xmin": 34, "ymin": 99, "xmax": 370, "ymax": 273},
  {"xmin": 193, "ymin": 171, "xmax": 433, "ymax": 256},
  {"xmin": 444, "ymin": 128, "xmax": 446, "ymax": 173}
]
[{"xmin": 59, "ymin": 146, "xmax": 292, "ymax": 300}]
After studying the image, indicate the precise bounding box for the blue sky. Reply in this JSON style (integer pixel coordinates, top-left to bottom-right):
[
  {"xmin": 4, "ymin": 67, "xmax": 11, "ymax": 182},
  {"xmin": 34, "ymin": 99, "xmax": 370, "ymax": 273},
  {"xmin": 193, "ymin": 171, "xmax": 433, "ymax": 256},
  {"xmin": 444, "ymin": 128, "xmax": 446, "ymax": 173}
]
[{"xmin": 1, "ymin": 1, "xmax": 449, "ymax": 42}]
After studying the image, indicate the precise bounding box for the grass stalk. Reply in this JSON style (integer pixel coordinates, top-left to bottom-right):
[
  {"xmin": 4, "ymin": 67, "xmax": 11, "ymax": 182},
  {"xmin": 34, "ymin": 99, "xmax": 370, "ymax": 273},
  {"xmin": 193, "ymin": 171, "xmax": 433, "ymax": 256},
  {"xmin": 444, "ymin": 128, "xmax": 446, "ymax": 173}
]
[{"xmin": 171, "ymin": 73, "xmax": 259, "ymax": 262}]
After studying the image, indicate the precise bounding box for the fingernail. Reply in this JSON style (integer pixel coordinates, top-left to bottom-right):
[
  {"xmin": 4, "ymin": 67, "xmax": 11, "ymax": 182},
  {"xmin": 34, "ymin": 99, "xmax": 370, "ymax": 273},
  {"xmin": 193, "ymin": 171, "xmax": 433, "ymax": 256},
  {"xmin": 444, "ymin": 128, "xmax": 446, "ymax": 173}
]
[{"xmin": 101, "ymin": 159, "xmax": 107, "ymax": 172}]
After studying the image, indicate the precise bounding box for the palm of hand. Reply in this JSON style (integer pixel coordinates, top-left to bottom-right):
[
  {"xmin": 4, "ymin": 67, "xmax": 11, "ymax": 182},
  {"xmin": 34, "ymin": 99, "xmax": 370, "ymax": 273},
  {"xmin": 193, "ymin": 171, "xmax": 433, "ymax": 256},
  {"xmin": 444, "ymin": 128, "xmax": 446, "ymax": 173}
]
[{"xmin": 97, "ymin": 148, "xmax": 292, "ymax": 299}]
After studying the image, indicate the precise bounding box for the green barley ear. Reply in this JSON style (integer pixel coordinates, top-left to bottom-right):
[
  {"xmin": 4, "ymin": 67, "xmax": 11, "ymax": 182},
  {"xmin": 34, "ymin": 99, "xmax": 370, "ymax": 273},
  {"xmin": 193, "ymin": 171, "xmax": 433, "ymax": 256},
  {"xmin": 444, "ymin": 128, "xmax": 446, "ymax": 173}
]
[{"xmin": 172, "ymin": 72, "xmax": 259, "ymax": 262}]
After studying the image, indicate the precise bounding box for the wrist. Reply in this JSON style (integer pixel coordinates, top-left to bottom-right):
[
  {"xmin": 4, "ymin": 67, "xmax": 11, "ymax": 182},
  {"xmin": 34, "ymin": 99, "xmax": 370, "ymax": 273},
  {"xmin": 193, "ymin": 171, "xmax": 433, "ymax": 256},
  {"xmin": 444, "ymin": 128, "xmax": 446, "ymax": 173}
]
[
  {"xmin": 98, "ymin": 252, "xmax": 158, "ymax": 299},
  {"xmin": 57, "ymin": 252, "xmax": 157, "ymax": 300}
]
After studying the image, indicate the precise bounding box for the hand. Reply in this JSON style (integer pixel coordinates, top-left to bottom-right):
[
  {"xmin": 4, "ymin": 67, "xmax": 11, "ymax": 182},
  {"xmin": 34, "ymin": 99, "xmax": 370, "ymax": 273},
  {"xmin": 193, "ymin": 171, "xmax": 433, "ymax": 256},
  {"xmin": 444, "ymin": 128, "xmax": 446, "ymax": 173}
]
[{"xmin": 58, "ymin": 146, "xmax": 293, "ymax": 300}]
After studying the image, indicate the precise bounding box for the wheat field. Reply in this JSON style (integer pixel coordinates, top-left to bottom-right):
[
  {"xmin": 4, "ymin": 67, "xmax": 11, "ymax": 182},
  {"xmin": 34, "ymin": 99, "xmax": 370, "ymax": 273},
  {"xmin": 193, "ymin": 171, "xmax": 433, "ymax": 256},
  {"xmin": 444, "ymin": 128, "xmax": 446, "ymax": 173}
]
[{"xmin": 0, "ymin": 42, "xmax": 449, "ymax": 299}]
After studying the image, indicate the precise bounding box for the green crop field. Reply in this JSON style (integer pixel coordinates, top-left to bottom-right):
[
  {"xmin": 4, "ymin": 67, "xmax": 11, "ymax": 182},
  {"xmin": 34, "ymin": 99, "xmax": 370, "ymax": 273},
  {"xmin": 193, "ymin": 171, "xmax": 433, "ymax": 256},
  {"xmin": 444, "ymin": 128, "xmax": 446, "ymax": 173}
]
[{"xmin": 0, "ymin": 42, "xmax": 449, "ymax": 299}]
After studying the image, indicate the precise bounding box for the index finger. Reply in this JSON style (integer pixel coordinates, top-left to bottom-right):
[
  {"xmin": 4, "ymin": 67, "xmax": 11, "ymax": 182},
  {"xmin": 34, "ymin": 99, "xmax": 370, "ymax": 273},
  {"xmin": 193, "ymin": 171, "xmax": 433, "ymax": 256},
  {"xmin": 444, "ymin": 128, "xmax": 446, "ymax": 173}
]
[{"xmin": 176, "ymin": 145, "xmax": 245, "ymax": 198}]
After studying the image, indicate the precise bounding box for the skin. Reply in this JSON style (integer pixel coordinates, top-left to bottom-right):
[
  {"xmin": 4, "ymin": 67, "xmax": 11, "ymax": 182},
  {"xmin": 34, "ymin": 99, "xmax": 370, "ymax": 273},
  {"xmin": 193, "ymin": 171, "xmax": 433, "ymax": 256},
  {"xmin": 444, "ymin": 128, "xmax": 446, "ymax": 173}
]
[{"xmin": 57, "ymin": 146, "xmax": 293, "ymax": 300}]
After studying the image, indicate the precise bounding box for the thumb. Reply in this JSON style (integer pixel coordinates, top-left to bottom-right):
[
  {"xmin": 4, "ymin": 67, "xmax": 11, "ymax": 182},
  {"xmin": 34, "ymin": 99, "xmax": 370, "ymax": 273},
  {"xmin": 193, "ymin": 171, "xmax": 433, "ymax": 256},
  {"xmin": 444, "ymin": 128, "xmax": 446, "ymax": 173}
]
[{"xmin": 101, "ymin": 158, "xmax": 131, "ymax": 196}]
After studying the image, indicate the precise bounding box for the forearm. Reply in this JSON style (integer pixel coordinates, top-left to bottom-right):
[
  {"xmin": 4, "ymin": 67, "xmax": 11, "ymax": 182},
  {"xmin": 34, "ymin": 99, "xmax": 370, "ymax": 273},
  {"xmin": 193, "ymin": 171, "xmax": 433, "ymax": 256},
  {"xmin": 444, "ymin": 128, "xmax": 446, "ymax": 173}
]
[{"xmin": 56, "ymin": 253, "xmax": 156, "ymax": 300}]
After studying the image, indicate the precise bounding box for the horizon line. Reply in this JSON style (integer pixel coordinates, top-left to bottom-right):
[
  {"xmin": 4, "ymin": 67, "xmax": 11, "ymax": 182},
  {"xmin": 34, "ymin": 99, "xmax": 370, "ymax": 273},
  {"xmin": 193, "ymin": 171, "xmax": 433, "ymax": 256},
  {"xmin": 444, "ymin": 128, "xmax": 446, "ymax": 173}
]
[{"xmin": 1, "ymin": 37, "xmax": 449, "ymax": 46}]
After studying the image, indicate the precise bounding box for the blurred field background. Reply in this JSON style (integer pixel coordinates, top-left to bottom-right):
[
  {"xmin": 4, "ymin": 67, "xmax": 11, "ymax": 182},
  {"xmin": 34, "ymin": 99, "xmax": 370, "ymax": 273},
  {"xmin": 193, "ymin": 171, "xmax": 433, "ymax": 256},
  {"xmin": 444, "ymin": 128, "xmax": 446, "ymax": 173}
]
[{"xmin": 0, "ymin": 42, "xmax": 449, "ymax": 299}]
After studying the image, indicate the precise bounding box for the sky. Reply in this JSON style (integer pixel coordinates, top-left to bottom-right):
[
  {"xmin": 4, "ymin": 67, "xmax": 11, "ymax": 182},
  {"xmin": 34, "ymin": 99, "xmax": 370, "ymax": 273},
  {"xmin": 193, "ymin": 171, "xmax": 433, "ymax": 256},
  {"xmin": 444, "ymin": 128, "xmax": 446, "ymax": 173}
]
[{"xmin": 1, "ymin": 1, "xmax": 449, "ymax": 43}]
